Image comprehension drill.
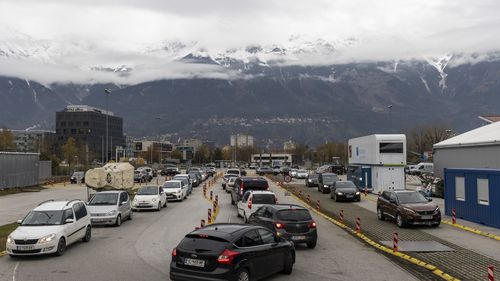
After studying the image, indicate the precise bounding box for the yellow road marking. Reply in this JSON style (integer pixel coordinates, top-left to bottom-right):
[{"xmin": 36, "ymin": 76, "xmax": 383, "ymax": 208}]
[{"xmin": 441, "ymin": 220, "xmax": 500, "ymax": 241}]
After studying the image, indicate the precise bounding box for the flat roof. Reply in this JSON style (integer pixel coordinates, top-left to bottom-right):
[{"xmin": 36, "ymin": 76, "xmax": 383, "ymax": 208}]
[{"xmin": 434, "ymin": 122, "xmax": 500, "ymax": 149}]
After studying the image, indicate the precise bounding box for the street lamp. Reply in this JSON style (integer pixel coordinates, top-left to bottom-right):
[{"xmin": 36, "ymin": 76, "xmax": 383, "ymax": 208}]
[{"xmin": 104, "ymin": 89, "xmax": 111, "ymax": 163}]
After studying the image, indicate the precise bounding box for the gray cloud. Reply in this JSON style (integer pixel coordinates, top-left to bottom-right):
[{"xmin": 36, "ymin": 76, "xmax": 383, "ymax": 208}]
[{"xmin": 0, "ymin": 0, "xmax": 499, "ymax": 84}]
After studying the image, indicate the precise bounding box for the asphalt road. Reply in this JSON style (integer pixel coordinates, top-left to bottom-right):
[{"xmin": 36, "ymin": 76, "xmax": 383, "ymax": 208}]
[{"xmin": 0, "ymin": 175, "xmax": 417, "ymax": 281}]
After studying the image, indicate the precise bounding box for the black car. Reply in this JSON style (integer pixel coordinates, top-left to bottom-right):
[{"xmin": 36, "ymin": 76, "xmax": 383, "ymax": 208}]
[
  {"xmin": 248, "ymin": 204, "xmax": 318, "ymax": 248},
  {"xmin": 170, "ymin": 224, "xmax": 295, "ymax": 281},
  {"xmin": 317, "ymin": 173, "xmax": 338, "ymax": 193},
  {"xmin": 162, "ymin": 167, "xmax": 180, "ymax": 176},
  {"xmin": 70, "ymin": 171, "xmax": 85, "ymax": 184},
  {"xmin": 188, "ymin": 172, "xmax": 201, "ymax": 187},
  {"xmin": 305, "ymin": 174, "xmax": 319, "ymax": 187},
  {"xmin": 231, "ymin": 177, "xmax": 269, "ymax": 205},
  {"xmin": 331, "ymin": 181, "xmax": 361, "ymax": 202}
]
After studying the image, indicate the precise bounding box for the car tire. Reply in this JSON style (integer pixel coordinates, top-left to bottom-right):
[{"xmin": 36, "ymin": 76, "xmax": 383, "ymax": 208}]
[
  {"xmin": 157, "ymin": 203, "xmax": 161, "ymax": 211},
  {"xmin": 163, "ymin": 200, "xmax": 167, "ymax": 208},
  {"xmin": 396, "ymin": 213, "xmax": 405, "ymax": 228},
  {"xmin": 82, "ymin": 226, "xmax": 91, "ymax": 242},
  {"xmin": 334, "ymin": 194, "xmax": 338, "ymax": 202},
  {"xmin": 236, "ymin": 268, "xmax": 250, "ymax": 281},
  {"xmin": 377, "ymin": 208, "xmax": 385, "ymax": 221},
  {"xmin": 56, "ymin": 237, "xmax": 66, "ymax": 256},
  {"xmin": 231, "ymin": 198, "xmax": 235, "ymax": 205},
  {"xmin": 282, "ymin": 251, "xmax": 294, "ymax": 274},
  {"xmin": 307, "ymin": 241, "xmax": 317, "ymax": 249},
  {"xmin": 115, "ymin": 215, "xmax": 122, "ymax": 227}
]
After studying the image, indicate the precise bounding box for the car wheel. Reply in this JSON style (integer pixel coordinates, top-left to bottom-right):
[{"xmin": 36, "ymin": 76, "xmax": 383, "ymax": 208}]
[
  {"xmin": 236, "ymin": 268, "xmax": 250, "ymax": 281},
  {"xmin": 377, "ymin": 208, "xmax": 385, "ymax": 221},
  {"xmin": 115, "ymin": 215, "xmax": 122, "ymax": 227},
  {"xmin": 307, "ymin": 240, "xmax": 317, "ymax": 249},
  {"xmin": 82, "ymin": 226, "xmax": 91, "ymax": 242},
  {"xmin": 231, "ymin": 198, "xmax": 235, "ymax": 205},
  {"xmin": 282, "ymin": 251, "xmax": 294, "ymax": 274},
  {"xmin": 163, "ymin": 200, "xmax": 167, "ymax": 207},
  {"xmin": 396, "ymin": 213, "xmax": 405, "ymax": 228},
  {"xmin": 56, "ymin": 237, "xmax": 66, "ymax": 256},
  {"xmin": 157, "ymin": 203, "xmax": 161, "ymax": 211},
  {"xmin": 334, "ymin": 194, "xmax": 338, "ymax": 202}
]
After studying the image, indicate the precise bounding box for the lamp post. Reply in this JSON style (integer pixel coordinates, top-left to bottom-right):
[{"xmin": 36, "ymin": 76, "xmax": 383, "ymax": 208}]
[{"xmin": 104, "ymin": 89, "xmax": 111, "ymax": 163}]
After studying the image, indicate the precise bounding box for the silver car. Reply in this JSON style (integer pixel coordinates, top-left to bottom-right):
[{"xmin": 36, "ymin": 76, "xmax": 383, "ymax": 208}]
[{"xmin": 87, "ymin": 191, "xmax": 132, "ymax": 226}]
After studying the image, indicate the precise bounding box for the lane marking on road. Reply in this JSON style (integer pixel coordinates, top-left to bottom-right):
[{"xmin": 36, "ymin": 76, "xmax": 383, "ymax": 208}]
[
  {"xmin": 0, "ymin": 251, "xmax": 7, "ymax": 257},
  {"xmin": 271, "ymin": 180, "xmax": 461, "ymax": 281},
  {"xmin": 12, "ymin": 261, "xmax": 19, "ymax": 281},
  {"xmin": 441, "ymin": 220, "xmax": 500, "ymax": 241}
]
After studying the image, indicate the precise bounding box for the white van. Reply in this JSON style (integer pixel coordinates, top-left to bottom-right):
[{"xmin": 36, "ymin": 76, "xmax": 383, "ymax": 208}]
[{"xmin": 415, "ymin": 163, "xmax": 433, "ymax": 175}]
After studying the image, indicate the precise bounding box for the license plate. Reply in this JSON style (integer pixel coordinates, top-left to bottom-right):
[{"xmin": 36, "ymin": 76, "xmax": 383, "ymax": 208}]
[
  {"xmin": 346, "ymin": 195, "xmax": 353, "ymax": 198},
  {"xmin": 184, "ymin": 258, "xmax": 205, "ymax": 267},
  {"xmin": 421, "ymin": 215, "xmax": 433, "ymax": 220},
  {"xmin": 17, "ymin": 245, "xmax": 34, "ymax": 250},
  {"xmin": 292, "ymin": 235, "xmax": 306, "ymax": 240}
]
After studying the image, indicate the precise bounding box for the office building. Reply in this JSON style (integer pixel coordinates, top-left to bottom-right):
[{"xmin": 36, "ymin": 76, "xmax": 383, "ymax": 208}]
[{"xmin": 11, "ymin": 130, "xmax": 56, "ymax": 153}]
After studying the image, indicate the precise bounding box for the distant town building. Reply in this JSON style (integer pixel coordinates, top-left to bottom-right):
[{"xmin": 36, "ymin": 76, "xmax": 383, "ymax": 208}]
[
  {"xmin": 202, "ymin": 140, "xmax": 216, "ymax": 149},
  {"xmin": 183, "ymin": 138, "xmax": 203, "ymax": 150},
  {"xmin": 230, "ymin": 134, "xmax": 254, "ymax": 147},
  {"xmin": 251, "ymin": 153, "xmax": 293, "ymax": 165},
  {"xmin": 283, "ymin": 140, "xmax": 296, "ymax": 152},
  {"xmin": 11, "ymin": 130, "xmax": 55, "ymax": 153},
  {"xmin": 56, "ymin": 105, "xmax": 124, "ymax": 162},
  {"xmin": 133, "ymin": 140, "xmax": 173, "ymax": 163}
]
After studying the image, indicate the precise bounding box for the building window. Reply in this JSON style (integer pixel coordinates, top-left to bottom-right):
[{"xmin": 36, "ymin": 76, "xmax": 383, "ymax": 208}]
[
  {"xmin": 83, "ymin": 121, "xmax": 89, "ymax": 126},
  {"xmin": 76, "ymin": 121, "xmax": 81, "ymax": 126},
  {"xmin": 71, "ymin": 129, "xmax": 76, "ymax": 134},
  {"xmin": 68, "ymin": 122, "xmax": 74, "ymax": 126},
  {"xmin": 379, "ymin": 142, "xmax": 403, "ymax": 153},
  {"xmin": 60, "ymin": 121, "xmax": 66, "ymax": 127},
  {"xmin": 455, "ymin": 176, "xmax": 465, "ymax": 201},
  {"xmin": 477, "ymin": 178, "xmax": 489, "ymax": 206}
]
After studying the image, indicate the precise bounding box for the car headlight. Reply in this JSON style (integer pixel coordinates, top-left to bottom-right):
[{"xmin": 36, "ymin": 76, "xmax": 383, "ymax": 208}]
[
  {"xmin": 356, "ymin": 192, "xmax": 360, "ymax": 195},
  {"xmin": 107, "ymin": 210, "xmax": 118, "ymax": 216},
  {"xmin": 434, "ymin": 207, "xmax": 440, "ymax": 214},
  {"xmin": 308, "ymin": 179, "xmax": 312, "ymax": 182},
  {"xmin": 133, "ymin": 198, "xmax": 138, "ymax": 202},
  {"xmin": 337, "ymin": 192, "xmax": 344, "ymax": 195},
  {"xmin": 39, "ymin": 233, "xmax": 56, "ymax": 244},
  {"xmin": 324, "ymin": 185, "xmax": 329, "ymax": 188},
  {"xmin": 6, "ymin": 236, "xmax": 13, "ymax": 244},
  {"xmin": 152, "ymin": 198, "xmax": 157, "ymax": 202},
  {"xmin": 403, "ymin": 207, "xmax": 416, "ymax": 214}
]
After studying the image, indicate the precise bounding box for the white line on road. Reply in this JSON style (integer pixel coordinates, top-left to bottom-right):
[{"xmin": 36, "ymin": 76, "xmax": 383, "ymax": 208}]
[{"xmin": 12, "ymin": 261, "xmax": 19, "ymax": 281}]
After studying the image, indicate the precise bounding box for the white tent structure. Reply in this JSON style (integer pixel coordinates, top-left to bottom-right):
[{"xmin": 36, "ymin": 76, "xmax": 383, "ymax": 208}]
[
  {"xmin": 85, "ymin": 162, "xmax": 134, "ymax": 190},
  {"xmin": 433, "ymin": 122, "xmax": 500, "ymax": 178}
]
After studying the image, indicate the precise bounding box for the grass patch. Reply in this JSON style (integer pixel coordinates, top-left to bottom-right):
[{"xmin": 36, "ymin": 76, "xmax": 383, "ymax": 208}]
[
  {"xmin": 0, "ymin": 223, "xmax": 18, "ymax": 252},
  {"xmin": 0, "ymin": 186, "xmax": 45, "ymax": 197}
]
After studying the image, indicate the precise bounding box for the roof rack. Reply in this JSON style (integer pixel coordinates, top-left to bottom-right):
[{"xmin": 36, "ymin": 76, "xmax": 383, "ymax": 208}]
[
  {"xmin": 64, "ymin": 199, "xmax": 82, "ymax": 208},
  {"xmin": 38, "ymin": 199, "xmax": 55, "ymax": 206}
]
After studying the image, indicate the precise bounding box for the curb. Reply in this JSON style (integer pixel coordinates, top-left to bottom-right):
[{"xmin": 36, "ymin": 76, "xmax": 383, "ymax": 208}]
[
  {"xmin": 273, "ymin": 180, "xmax": 461, "ymax": 281},
  {"xmin": 442, "ymin": 220, "xmax": 500, "ymax": 241}
]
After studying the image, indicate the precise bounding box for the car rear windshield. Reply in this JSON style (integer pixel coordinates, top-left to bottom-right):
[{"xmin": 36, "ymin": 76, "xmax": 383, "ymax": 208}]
[
  {"xmin": 88, "ymin": 193, "xmax": 118, "ymax": 205},
  {"xmin": 227, "ymin": 170, "xmax": 239, "ymax": 175},
  {"xmin": 242, "ymin": 179, "xmax": 268, "ymax": 190},
  {"xmin": 163, "ymin": 182, "xmax": 181, "ymax": 189},
  {"xmin": 252, "ymin": 194, "xmax": 275, "ymax": 204},
  {"xmin": 277, "ymin": 209, "xmax": 312, "ymax": 221},
  {"xmin": 397, "ymin": 192, "xmax": 428, "ymax": 204},
  {"xmin": 180, "ymin": 234, "xmax": 229, "ymax": 252}
]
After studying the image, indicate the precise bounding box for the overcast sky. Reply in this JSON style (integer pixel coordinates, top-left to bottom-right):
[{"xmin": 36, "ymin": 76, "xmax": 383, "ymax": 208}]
[{"xmin": 0, "ymin": 0, "xmax": 499, "ymax": 85}]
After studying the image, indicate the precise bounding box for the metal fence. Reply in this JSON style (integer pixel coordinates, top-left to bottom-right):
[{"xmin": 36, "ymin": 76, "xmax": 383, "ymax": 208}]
[
  {"xmin": 0, "ymin": 152, "xmax": 40, "ymax": 189},
  {"xmin": 38, "ymin": 160, "xmax": 52, "ymax": 180}
]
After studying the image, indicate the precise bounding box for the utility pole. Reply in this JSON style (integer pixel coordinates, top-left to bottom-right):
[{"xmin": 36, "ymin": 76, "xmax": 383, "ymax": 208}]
[{"xmin": 104, "ymin": 89, "xmax": 111, "ymax": 163}]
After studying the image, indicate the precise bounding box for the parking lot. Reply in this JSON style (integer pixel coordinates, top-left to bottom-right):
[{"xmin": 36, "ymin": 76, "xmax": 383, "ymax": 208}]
[
  {"xmin": 0, "ymin": 171, "xmax": 427, "ymax": 281},
  {"xmin": 273, "ymin": 175, "xmax": 500, "ymax": 281}
]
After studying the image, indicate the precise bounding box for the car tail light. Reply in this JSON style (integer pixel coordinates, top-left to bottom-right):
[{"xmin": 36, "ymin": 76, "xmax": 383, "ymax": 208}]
[
  {"xmin": 217, "ymin": 249, "xmax": 239, "ymax": 265},
  {"xmin": 274, "ymin": 222, "xmax": 286, "ymax": 229},
  {"xmin": 247, "ymin": 197, "xmax": 252, "ymax": 209},
  {"xmin": 308, "ymin": 221, "xmax": 317, "ymax": 229},
  {"xmin": 240, "ymin": 183, "xmax": 244, "ymax": 194},
  {"xmin": 171, "ymin": 248, "xmax": 177, "ymax": 257}
]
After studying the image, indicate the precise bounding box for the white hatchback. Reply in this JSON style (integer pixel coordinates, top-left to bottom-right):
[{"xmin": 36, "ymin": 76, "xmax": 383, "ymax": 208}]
[
  {"xmin": 6, "ymin": 200, "xmax": 92, "ymax": 257},
  {"xmin": 162, "ymin": 180, "xmax": 188, "ymax": 201},
  {"xmin": 237, "ymin": 190, "xmax": 277, "ymax": 223},
  {"xmin": 132, "ymin": 185, "xmax": 167, "ymax": 211}
]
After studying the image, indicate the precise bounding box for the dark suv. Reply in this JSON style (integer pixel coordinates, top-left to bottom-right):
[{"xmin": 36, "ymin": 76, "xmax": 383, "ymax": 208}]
[
  {"xmin": 170, "ymin": 224, "xmax": 295, "ymax": 281},
  {"xmin": 248, "ymin": 204, "xmax": 318, "ymax": 248},
  {"xmin": 317, "ymin": 173, "xmax": 338, "ymax": 193},
  {"xmin": 231, "ymin": 177, "xmax": 269, "ymax": 205},
  {"xmin": 377, "ymin": 190, "xmax": 441, "ymax": 228}
]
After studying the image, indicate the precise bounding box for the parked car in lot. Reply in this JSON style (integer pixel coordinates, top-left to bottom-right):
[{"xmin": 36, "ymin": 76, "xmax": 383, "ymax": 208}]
[
  {"xmin": 257, "ymin": 166, "xmax": 274, "ymax": 176},
  {"xmin": 163, "ymin": 180, "xmax": 188, "ymax": 201},
  {"xmin": 289, "ymin": 169, "xmax": 298, "ymax": 178},
  {"xmin": 237, "ymin": 190, "xmax": 277, "ymax": 223},
  {"xmin": 249, "ymin": 163, "xmax": 258, "ymax": 169},
  {"xmin": 295, "ymin": 169, "xmax": 308, "ymax": 179},
  {"xmin": 132, "ymin": 185, "xmax": 167, "ymax": 211},
  {"xmin": 137, "ymin": 167, "xmax": 154, "ymax": 181},
  {"xmin": 6, "ymin": 199, "xmax": 91, "ymax": 257},
  {"xmin": 331, "ymin": 181, "xmax": 360, "ymax": 202},
  {"xmin": 231, "ymin": 176, "xmax": 269, "ymax": 205},
  {"xmin": 170, "ymin": 223, "xmax": 295, "ymax": 281},
  {"xmin": 248, "ymin": 204, "xmax": 317, "ymax": 248},
  {"xmin": 87, "ymin": 191, "xmax": 133, "ymax": 226},
  {"xmin": 273, "ymin": 166, "xmax": 281, "ymax": 175},
  {"xmin": 317, "ymin": 173, "xmax": 338, "ymax": 193},
  {"xmin": 305, "ymin": 173, "xmax": 319, "ymax": 187},
  {"xmin": 70, "ymin": 171, "xmax": 85, "ymax": 184},
  {"xmin": 134, "ymin": 170, "xmax": 149, "ymax": 183},
  {"xmin": 377, "ymin": 190, "xmax": 441, "ymax": 228}
]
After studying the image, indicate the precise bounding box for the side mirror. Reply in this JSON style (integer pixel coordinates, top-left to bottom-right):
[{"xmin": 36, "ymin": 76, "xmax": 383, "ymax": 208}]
[
  {"xmin": 17, "ymin": 219, "xmax": 22, "ymax": 225},
  {"xmin": 65, "ymin": 218, "xmax": 74, "ymax": 224},
  {"xmin": 427, "ymin": 198, "xmax": 433, "ymax": 202},
  {"xmin": 120, "ymin": 201, "xmax": 127, "ymax": 205},
  {"xmin": 134, "ymin": 191, "xmax": 137, "ymax": 195}
]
